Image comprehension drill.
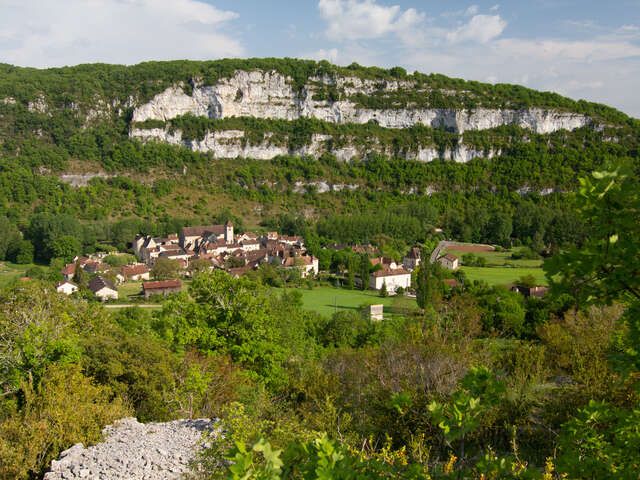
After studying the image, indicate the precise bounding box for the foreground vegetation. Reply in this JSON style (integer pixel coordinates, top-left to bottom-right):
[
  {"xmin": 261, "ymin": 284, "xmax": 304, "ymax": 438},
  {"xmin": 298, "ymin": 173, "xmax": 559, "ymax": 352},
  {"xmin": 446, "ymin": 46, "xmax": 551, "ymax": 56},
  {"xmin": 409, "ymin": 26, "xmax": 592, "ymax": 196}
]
[{"xmin": 0, "ymin": 164, "xmax": 638, "ymax": 479}]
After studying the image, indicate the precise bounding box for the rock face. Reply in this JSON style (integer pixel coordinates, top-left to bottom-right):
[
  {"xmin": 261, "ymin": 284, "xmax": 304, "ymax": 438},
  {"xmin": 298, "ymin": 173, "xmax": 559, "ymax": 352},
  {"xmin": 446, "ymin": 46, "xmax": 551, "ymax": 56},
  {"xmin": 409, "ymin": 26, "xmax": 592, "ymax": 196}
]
[
  {"xmin": 130, "ymin": 127, "xmax": 501, "ymax": 163},
  {"xmin": 130, "ymin": 70, "xmax": 589, "ymax": 161},
  {"xmin": 131, "ymin": 71, "xmax": 590, "ymax": 135},
  {"xmin": 44, "ymin": 417, "xmax": 218, "ymax": 480}
]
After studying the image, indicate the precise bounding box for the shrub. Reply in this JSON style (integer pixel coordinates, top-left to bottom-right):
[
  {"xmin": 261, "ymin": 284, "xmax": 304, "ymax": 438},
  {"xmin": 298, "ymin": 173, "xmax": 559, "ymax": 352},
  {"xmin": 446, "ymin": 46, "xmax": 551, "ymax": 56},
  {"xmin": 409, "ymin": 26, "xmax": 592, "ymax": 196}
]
[{"xmin": 0, "ymin": 364, "xmax": 128, "ymax": 480}]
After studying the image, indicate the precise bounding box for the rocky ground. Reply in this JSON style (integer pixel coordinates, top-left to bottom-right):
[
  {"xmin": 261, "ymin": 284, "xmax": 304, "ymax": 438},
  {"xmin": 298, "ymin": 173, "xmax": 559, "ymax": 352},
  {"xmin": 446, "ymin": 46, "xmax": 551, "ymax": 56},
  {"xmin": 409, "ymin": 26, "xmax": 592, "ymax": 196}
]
[{"xmin": 44, "ymin": 417, "xmax": 219, "ymax": 480}]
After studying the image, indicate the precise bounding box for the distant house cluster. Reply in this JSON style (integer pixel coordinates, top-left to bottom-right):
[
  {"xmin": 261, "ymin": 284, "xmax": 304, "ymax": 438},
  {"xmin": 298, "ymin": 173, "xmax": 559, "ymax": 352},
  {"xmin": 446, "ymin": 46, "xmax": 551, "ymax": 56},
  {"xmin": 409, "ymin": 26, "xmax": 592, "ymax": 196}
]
[{"xmin": 133, "ymin": 221, "xmax": 318, "ymax": 279}]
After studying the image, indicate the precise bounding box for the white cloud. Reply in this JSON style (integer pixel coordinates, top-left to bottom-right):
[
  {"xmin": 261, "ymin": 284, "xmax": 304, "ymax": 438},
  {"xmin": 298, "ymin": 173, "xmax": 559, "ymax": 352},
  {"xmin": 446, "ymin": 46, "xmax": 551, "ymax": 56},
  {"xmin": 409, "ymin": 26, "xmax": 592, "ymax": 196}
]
[
  {"xmin": 492, "ymin": 37, "xmax": 640, "ymax": 62},
  {"xmin": 317, "ymin": 0, "xmax": 424, "ymax": 41},
  {"xmin": 308, "ymin": 48, "xmax": 341, "ymax": 63},
  {"xmin": 0, "ymin": 0, "xmax": 243, "ymax": 67},
  {"xmin": 489, "ymin": 4, "xmax": 500, "ymax": 11},
  {"xmin": 465, "ymin": 5, "xmax": 479, "ymax": 16},
  {"xmin": 446, "ymin": 14, "xmax": 507, "ymax": 44}
]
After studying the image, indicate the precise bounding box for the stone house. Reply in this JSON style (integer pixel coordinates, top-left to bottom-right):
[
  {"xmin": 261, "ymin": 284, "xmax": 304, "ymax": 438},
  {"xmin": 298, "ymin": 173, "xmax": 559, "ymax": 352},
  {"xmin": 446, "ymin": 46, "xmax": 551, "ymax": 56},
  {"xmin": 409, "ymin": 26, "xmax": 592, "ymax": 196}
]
[
  {"xmin": 89, "ymin": 276, "xmax": 118, "ymax": 301},
  {"xmin": 282, "ymin": 255, "xmax": 319, "ymax": 277},
  {"xmin": 369, "ymin": 268, "xmax": 412, "ymax": 293},
  {"xmin": 118, "ymin": 264, "xmax": 150, "ymax": 282},
  {"xmin": 179, "ymin": 222, "xmax": 233, "ymax": 250},
  {"xmin": 56, "ymin": 281, "xmax": 78, "ymax": 295},
  {"xmin": 438, "ymin": 254, "xmax": 459, "ymax": 270},
  {"xmin": 61, "ymin": 263, "xmax": 76, "ymax": 281},
  {"xmin": 403, "ymin": 247, "xmax": 421, "ymax": 271}
]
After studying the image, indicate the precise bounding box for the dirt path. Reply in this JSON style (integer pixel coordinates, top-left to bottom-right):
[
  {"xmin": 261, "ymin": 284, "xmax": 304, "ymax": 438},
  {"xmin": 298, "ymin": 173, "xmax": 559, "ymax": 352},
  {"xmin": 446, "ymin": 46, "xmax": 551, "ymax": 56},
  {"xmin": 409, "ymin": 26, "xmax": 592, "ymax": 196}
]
[{"xmin": 103, "ymin": 304, "xmax": 161, "ymax": 309}]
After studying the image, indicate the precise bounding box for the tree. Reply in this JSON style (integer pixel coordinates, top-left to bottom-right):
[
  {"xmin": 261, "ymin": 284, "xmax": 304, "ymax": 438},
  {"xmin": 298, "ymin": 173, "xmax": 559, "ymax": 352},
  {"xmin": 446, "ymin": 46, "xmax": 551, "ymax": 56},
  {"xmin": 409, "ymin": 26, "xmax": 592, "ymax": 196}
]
[
  {"xmin": 50, "ymin": 235, "xmax": 81, "ymax": 263},
  {"xmin": 0, "ymin": 216, "xmax": 19, "ymax": 261},
  {"xmin": 415, "ymin": 259, "xmax": 444, "ymax": 309},
  {"xmin": 156, "ymin": 271, "xmax": 288, "ymax": 387},
  {"xmin": 25, "ymin": 213, "xmax": 83, "ymax": 262},
  {"xmin": 486, "ymin": 212, "xmax": 513, "ymax": 247},
  {"xmin": 515, "ymin": 274, "xmax": 537, "ymax": 289},
  {"xmin": 151, "ymin": 258, "xmax": 181, "ymax": 280},
  {"xmin": 379, "ymin": 281, "xmax": 388, "ymax": 297},
  {"xmin": 72, "ymin": 261, "xmax": 89, "ymax": 288},
  {"xmin": 103, "ymin": 254, "xmax": 136, "ymax": 268},
  {"xmin": 358, "ymin": 254, "xmax": 370, "ymax": 291},
  {"xmin": 345, "ymin": 256, "xmax": 356, "ymax": 290},
  {"xmin": 8, "ymin": 240, "xmax": 34, "ymax": 265},
  {"xmin": 545, "ymin": 163, "xmax": 639, "ymax": 306},
  {"xmin": 189, "ymin": 258, "xmax": 212, "ymax": 277},
  {"xmin": 545, "ymin": 162, "xmax": 640, "ymax": 372}
]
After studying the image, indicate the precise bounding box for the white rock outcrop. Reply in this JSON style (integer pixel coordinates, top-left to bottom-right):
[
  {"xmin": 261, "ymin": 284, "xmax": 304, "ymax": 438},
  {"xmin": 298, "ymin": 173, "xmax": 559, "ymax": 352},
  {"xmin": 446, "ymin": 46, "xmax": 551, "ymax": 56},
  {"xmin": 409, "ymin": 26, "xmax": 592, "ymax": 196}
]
[
  {"xmin": 44, "ymin": 417, "xmax": 218, "ymax": 480},
  {"xmin": 131, "ymin": 126, "xmax": 500, "ymax": 163},
  {"xmin": 131, "ymin": 70, "xmax": 590, "ymax": 135}
]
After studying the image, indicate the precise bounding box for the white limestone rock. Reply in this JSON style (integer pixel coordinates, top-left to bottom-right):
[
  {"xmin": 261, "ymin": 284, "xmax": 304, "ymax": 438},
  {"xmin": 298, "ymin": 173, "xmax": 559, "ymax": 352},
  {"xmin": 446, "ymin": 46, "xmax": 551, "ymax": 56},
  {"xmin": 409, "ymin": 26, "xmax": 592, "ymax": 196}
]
[
  {"xmin": 131, "ymin": 70, "xmax": 591, "ymax": 135},
  {"xmin": 44, "ymin": 417, "xmax": 219, "ymax": 480}
]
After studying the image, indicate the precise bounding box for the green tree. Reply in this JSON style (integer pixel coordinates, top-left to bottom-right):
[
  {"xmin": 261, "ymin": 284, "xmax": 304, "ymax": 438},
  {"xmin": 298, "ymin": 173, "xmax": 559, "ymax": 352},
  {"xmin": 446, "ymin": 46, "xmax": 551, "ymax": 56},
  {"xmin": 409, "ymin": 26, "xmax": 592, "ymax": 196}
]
[
  {"xmin": 545, "ymin": 162, "xmax": 640, "ymax": 371},
  {"xmin": 72, "ymin": 261, "xmax": 89, "ymax": 288},
  {"xmin": 358, "ymin": 253, "xmax": 370, "ymax": 291},
  {"xmin": 379, "ymin": 281, "xmax": 388, "ymax": 297},
  {"xmin": 151, "ymin": 257, "xmax": 181, "ymax": 280},
  {"xmin": 0, "ymin": 216, "xmax": 19, "ymax": 261},
  {"xmin": 8, "ymin": 239, "xmax": 34, "ymax": 264},
  {"xmin": 156, "ymin": 271, "xmax": 287, "ymax": 386},
  {"xmin": 415, "ymin": 260, "xmax": 444, "ymax": 309},
  {"xmin": 50, "ymin": 235, "xmax": 81, "ymax": 263}
]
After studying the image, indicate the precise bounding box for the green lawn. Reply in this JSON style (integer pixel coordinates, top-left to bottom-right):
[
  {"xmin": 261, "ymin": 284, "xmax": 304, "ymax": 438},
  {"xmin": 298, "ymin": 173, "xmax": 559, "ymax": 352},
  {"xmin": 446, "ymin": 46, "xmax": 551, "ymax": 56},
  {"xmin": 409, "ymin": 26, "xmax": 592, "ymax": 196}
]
[
  {"xmin": 118, "ymin": 281, "xmax": 144, "ymax": 299},
  {"xmin": 272, "ymin": 286, "xmax": 417, "ymax": 317},
  {"xmin": 460, "ymin": 266, "xmax": 548, "ymax": 286},
  {"xmin": 444, "ymin": 249, "xmax": 543, "ymax": 268},
  {"xmin": 0, "ymin": 262, "xmax": 35, "ymax": 289}
]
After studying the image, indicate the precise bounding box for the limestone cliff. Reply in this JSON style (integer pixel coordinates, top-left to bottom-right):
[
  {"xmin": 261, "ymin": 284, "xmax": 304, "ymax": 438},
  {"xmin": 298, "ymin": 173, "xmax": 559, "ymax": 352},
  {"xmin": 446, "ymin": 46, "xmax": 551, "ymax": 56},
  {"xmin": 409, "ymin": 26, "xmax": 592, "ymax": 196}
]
[
  {"xmin": 130, "ymin": 126, "xmax": 500, "ymax": 163},
  {"xmin": 129, "ymin": 70, "xmax": 590, "ymax": 161}
]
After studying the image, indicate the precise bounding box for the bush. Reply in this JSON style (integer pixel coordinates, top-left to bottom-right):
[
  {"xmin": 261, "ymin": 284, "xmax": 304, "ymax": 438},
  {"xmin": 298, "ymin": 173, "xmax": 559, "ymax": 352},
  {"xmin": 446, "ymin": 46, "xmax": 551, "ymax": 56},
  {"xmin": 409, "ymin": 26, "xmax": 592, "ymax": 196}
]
[{"xmin": 0, "ymin": 364, "xmax": 128, "ymax": 480}]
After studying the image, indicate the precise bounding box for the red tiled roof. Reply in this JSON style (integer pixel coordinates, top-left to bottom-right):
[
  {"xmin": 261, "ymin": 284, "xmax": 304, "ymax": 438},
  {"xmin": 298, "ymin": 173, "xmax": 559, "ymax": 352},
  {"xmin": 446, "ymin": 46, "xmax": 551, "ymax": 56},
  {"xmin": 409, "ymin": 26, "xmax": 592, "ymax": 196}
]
[
  {"xmin": 181, "ymin": 225, "xmax": 224, "ymax": 237},
  {"xmin": 371, "ymin": 268, "xmax": 410, "ymax": 277},
  {"xmin": 121, "ymin": 264, "xmax": 149, "ymax": 276},
  {"xmin": 443, "ymin": 254, "xmax": 458, "ymax": 261},
  {"xmin": 143, "ymin": 280, "xmax": 182, "ymax": 290},
  {"xmin": 61, "ymin": 263, "xmax": 76, "ymax": 275}
]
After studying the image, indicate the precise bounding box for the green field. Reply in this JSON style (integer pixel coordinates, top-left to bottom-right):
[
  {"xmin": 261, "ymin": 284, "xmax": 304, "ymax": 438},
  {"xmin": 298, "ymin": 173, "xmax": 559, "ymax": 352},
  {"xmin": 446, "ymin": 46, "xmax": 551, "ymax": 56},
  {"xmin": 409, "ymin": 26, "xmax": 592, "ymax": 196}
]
[
  {"xmin": 460, "ymin": 266, "xmax": 548, "ymax": 286},
  {"xmin": 0, "ymin": 262, "xmax": 35, "ymax": 289},
  {"xmin": 444, "ymin": 249, "xmax": 543, "ymax": 268},
  {"xmin": 272, "ymin": 286, "xmax": 417, "ymax": 317},
  {"xmin": 118, "ymin": 281, "xmax": 144, "ymax": 299}
]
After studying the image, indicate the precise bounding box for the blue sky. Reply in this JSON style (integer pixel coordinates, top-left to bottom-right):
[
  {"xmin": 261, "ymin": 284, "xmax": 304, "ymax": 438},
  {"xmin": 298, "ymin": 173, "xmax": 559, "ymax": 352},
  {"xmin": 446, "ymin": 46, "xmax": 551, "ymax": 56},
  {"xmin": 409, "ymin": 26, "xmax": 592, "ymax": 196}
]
[{"xmin": 1, "ymin": 1, "xmax": 639, "ymax": 116}]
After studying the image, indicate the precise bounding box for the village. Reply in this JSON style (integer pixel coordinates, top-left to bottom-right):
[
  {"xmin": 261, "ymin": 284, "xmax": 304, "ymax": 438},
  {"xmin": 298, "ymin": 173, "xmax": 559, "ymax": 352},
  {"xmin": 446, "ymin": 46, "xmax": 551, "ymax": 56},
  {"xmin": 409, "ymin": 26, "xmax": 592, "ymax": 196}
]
[{"xmin": 54, "ymin": 221, "xmax": 547, "ymax": 308}]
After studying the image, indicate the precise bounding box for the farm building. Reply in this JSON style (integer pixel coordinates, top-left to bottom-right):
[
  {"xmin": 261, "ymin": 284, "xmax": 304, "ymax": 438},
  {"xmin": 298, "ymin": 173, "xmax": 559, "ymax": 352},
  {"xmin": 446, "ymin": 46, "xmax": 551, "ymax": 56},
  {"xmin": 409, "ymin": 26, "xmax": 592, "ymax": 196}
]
[{"xmin": 143, "ymin": 279, "xmax": 182, "ymax": 298}]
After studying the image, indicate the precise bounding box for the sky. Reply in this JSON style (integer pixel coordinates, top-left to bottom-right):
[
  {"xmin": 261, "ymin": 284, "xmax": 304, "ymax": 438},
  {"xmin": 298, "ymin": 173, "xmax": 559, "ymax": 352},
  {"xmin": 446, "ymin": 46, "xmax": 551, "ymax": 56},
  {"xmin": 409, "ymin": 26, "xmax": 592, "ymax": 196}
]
[{"xmin": 1, "ymin": 1, "xmax": 639, "ymax": 117}]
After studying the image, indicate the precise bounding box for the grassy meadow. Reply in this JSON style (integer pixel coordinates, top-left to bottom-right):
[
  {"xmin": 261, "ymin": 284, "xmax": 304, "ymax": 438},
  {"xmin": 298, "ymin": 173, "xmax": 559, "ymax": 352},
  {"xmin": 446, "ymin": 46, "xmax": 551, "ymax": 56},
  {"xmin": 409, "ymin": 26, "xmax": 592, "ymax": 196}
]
[
  {"xmin": 441, "ymin": 247, "xmax": 547, "ymax": 287},
  {"xmin": 273, "ymin": 286, "xmax": 418, "ymax": 317},
  {"xmin": 460, "ymin": 266, "xmax": 548, "ymax": 286},
  {"xmin": 0, "ymin": 262, "xmax": 35, "ymax": 289}
]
